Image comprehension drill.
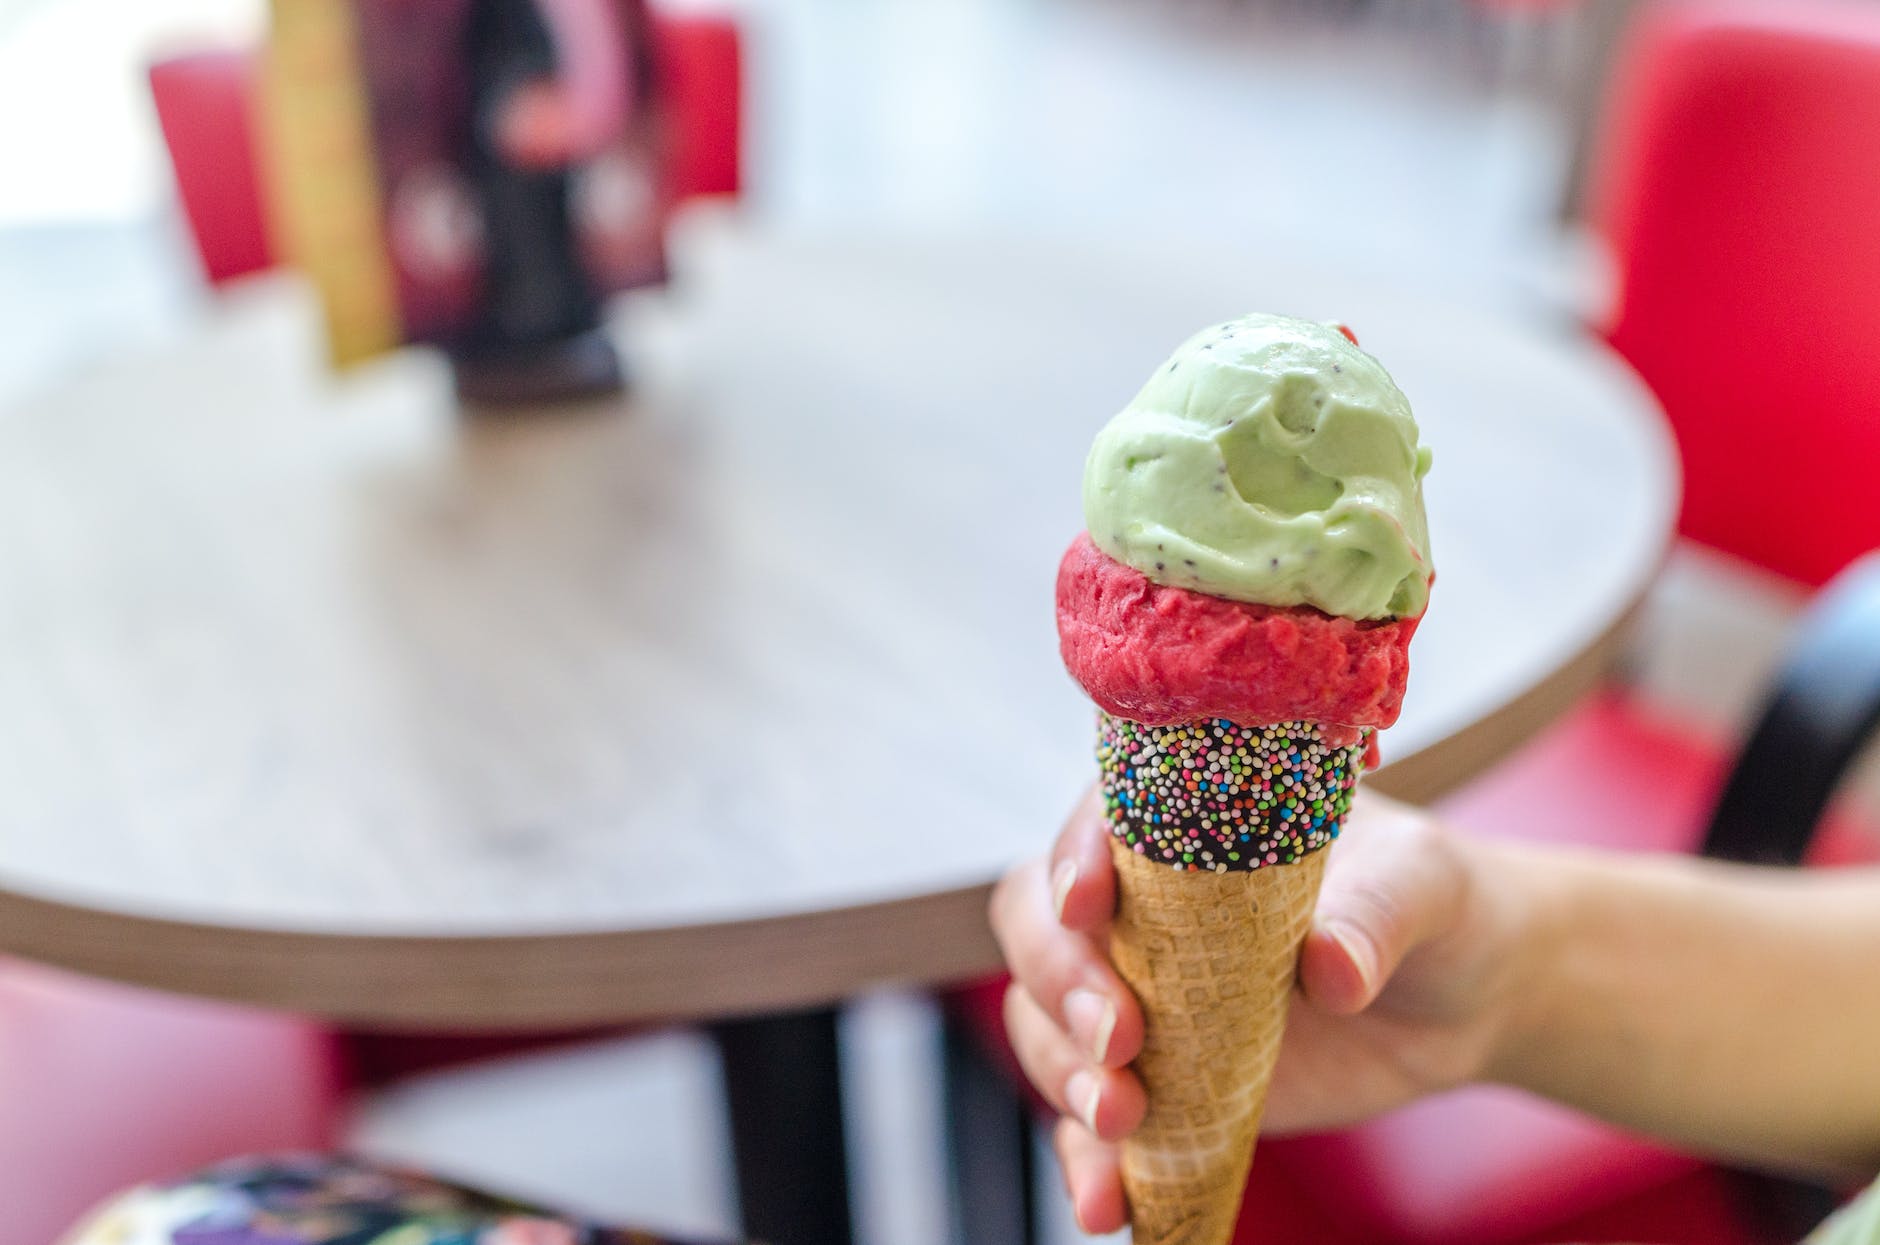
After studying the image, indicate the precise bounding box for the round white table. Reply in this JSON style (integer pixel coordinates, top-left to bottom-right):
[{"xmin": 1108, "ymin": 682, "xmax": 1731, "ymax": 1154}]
[{"xmin": 0, "ymin": 220, "xmax": 1674, "ymax": 1243}]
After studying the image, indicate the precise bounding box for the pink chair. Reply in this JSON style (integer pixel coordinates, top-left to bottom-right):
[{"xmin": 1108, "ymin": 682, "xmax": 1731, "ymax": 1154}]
[
  {"xmin": 0, "ymin": 961, "xmax": 342, "ymax": 1245},
  {"xmin": 944, "ymin": 4, "xmax": 1880, "ymax": 1241}
]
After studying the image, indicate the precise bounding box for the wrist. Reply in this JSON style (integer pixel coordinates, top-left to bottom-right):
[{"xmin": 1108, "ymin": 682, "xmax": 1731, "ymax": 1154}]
[{"xmin": 1473, "ymin": 838, "xmax": 1585, "ymax": 1090}]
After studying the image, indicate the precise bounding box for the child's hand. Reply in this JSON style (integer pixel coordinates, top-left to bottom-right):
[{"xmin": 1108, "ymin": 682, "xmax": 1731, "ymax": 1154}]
[{"xmin": 989, "ymin": 786, "xmax": 1535, "ymax": 1233}]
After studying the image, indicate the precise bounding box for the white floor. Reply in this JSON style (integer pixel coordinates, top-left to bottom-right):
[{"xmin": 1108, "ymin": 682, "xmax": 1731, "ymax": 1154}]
[{"xmin": 0, "ymin": 1, "xmax": 1606, "ymax": 1241}]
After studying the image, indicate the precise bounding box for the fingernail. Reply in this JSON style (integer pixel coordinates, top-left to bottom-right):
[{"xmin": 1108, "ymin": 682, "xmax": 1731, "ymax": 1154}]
[
  {"xmin": 1065, "ymin": 1068, "xmax": 1102, "ymax": 1134},
  {"xmin": 1051, "ymin": 860, "xmax": 1078, "ymax": 923},
  {"xmin": 1092, "ymin": 997, "xmax": 1117, "ymax": 1063},
  {"xmin": 1064, "ymin": 988, "xmax": 1117, "ymax": 1063},
  {"xmin": 1328, "ymin": 921, "xmax": 1375, "ymax": 999}
]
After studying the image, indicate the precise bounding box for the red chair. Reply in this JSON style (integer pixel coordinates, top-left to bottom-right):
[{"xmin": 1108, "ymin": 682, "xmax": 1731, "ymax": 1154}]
[
  {"xmin": 1593, "ymin": 0, "xmax": 1880, "ymax": 589},
  {"xmin": 0, "ymin": 961, "xmax": 342, "ymax": 1245},
  {"xmin": 944, "ymin": 4, "xmax": 1880, "ymax": 1241},
  {"xmin": 147, "ymin": 52, "xmax": 273, "ymax": 286}
]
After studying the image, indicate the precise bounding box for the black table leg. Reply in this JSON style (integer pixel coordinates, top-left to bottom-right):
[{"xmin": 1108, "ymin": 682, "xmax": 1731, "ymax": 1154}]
[
  {"xmin": 713, "ymin": 1008, "xmax": 854, "ymax": 1245},
  {"xmin": 941, "ymin": 1008, "xmax": 1037, "ymax": 1245}
]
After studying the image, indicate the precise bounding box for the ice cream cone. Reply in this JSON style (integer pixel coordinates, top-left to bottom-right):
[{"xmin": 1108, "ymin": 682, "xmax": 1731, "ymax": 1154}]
[
  {"xmin": 1108, "ymin": 837, "xmax": 1327, "ymax": 1245},
  {"xmin": 1054, "ymin": 312, "xmax": 1432, "ymax": 1245},
  {"xmin": 1096, "ymin": 714, "xmax": 1364, "ymax": 1245}
]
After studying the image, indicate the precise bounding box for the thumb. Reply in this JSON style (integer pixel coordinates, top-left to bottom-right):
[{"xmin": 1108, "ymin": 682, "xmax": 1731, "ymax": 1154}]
[{"xmin": 1299, "ymin": 802, "xmax": 1458, "ymax": 1015}]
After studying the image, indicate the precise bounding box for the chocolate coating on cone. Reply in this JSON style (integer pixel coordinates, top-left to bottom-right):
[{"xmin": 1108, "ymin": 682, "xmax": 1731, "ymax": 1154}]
[
  {"xmin": 1099, "ymin": 715, "xmax": 1367, "ymax": 872},
  {"xmin": 1109, "ymin": 836, "xmax": 1328, "ymax": 1244}
]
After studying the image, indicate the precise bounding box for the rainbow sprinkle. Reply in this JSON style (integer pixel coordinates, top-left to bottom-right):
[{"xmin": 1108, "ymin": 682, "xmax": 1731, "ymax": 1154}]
[{"xmin": 1098, "ymin": 714, "xmax": 1368, "ymax": 872}]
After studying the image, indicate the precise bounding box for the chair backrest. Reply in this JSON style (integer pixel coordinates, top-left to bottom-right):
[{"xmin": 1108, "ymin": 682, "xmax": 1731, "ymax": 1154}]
[
  {"xmin": 1702, "ymin": 551, "xmax": 1880, "ymax": 864},
  {"xmin": 658, "ymin": 12, "xmax": 742, "ymax": 204},
  {"xmin": 147, "ymin": 51, "xmax": 274, "ymax": 285},
  {"xmin": 1587, "ymin": 0, "xmax": 1880, "ymax": 588},
  {"xmin": 148, "ymin": 10, "xmax": 742, "ymax": 288}
]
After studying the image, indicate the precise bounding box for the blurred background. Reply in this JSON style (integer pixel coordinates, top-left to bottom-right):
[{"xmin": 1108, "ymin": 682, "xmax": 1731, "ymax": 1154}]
[
  {"xmin": 0, "ymin": 0, "xmax": 1598, "ymax": 407},
  {"xmin": 7, "ymin": 1, "xmax": 1880, "ymax": 1243}
]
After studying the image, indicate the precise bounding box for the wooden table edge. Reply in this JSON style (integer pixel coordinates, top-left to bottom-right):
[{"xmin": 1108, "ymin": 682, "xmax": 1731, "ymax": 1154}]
[{"xmin": 0, "ymin": 881, "xmax": 1003, "ymax": 1030}]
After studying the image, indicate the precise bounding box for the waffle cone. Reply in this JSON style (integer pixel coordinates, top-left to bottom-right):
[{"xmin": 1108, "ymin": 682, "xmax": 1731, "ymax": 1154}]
[{"xmin": 1107, "ymin": 836, "xmax": 1329, "ymax": 1245}]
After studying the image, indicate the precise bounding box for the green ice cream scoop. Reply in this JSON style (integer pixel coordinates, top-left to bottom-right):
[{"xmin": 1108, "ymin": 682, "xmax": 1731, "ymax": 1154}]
[{"xmin": 1083, "ymin": 312, "xmax": 1433, "ymax": 620}]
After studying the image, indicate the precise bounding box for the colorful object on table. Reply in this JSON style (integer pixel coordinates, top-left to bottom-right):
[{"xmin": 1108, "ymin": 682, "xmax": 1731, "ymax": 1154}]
[
  {"xmin": 1057, "ymin": 312, "xmax": 1431, "ymax": 1245},
  {"xmin": 1098, "ymin": 716, "xmax": 1366, "ymax": 871},
  {"xmin": 258, "ymin": 0, "xmax": 674, "ymax": 398},
  {"xmin": 150, "ymin": 12, "xmax": 739, "ymax": 295},
  {"xmin": 61, "ymin": 1153, "xmax": 740, "ymax": 1245},
  {"xmin": 260, "ymin": 0, "xmax": 401, "ymax": 366}
]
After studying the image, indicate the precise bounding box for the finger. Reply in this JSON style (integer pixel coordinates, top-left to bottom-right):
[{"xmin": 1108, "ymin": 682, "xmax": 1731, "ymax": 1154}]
[
  {"xmin": 1298, "ymin": 917, "xmax": 1375, "ymax": 1016},
  {"xmin": 1005, "ymin": 983, "xmax": 1146, "ymax": 1140},
  {"xmin": 1054, "ymin": 1116, "xmax": 1129, "ymax": 1235},
  {"xmin": 1048, "ymin": 785, "xmax": 1116, "ymax": 933},
  {"xmin": 1301, "ymin": 801, "xmax": 1459, "ymax": 1014},
  {"xmin": 990, "ymin": 860, "xmax": 1143, "ymax": 1067}
]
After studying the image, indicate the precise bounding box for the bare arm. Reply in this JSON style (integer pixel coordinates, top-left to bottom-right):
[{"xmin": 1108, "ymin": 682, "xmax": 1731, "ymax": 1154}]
[{"xmin": 1496, "ymin": 848, "xmax": 1880, "ymax": 1181}]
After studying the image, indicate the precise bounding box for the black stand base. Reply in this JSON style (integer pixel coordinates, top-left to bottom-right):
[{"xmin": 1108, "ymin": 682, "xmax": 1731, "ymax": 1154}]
[{"xmin": 451, "ymin": 329, "xmax": 624, "ymax": 407}]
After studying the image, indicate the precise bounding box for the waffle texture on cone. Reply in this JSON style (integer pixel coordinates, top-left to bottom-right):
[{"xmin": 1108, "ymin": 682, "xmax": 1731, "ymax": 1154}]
[
  {"xmin": 1100, "ymin": 715, "xmax": 1366, "ymax": 872},
  {"xmin": 1109, "ymin": 837, "xmax": 1328, "ymax": 1245}
]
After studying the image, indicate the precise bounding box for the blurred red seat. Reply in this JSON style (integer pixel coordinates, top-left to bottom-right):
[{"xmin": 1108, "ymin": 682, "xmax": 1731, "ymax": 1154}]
[
  {"xmin": 1264, "ymin": 1089, "xmax": 1738, "ymax": 1245},
  {"xmin": 0, "ymin": 961, "xmax": 341, "ymax": 1245},
  {"xmin": 1593, "ymin": 0, "xmax": 1880, "ymax": 590}
]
